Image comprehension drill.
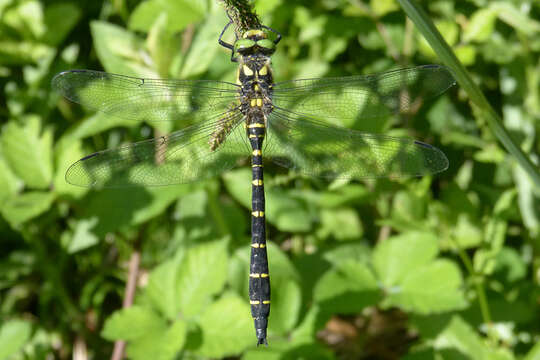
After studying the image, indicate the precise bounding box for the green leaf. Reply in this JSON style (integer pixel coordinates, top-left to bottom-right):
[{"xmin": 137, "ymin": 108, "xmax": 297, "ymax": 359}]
[
  {"xmin": 268, "ymin": 279, "xmax": 301, "ymax": 335},
  {"xmin": 370, "ymin": 0, "xmax": 398, "ymax": 17},
  {"xmin": 314, "ymin": 260, "xmax": 380, "ymax": 314},
  {"xmin": 176, "ymin": 239, "xmax": 228, "ymax": 316},
  {"xmin": 0, "ymin": 151, "xmax": 20, "ymax": 207},
  {"xmin": 53, "ymin": 140, "xmax": 87, "ymax": 197},
  {"xmin": 80, "ymin": 184, "xmax": 193, "ymax": 237},
  {"xmin": 223, "ymin": 169, "xmax": 312, "ymax": 232},
  {"xmin": 1, "ymin": 191, "xmax": 55, "ymax": 227},
  {"xmin": 373, "ymin": 232, "xmax": 438, "ymax": 287},
  {"xmin": 195, "ymin": 293, "xmax": 253, "ymax": 357},
  {"xmin": 434, "ymin": 315, "xmax": 510, "ymax": 360},
  {"xmin": 145, "ymin": 13, "xmax": 178, "ymax": 77},
  {"xmin": 463, "ymin": 8, "xmax": 498, "ymax": 43},
  {"xmin": 318, "ymin": 207, "xmax": 363, "ymax": 241},
  {"xmin": 126, "ymin": 319, "xmax": 187, "ymax": 360},
  {"xmin": 525, "ymin": 341, "xmax": 540, "ymax": 360},
  {"xmin": 101, "ymin": 306, "xmax": 166, "ymax": 341},
  {"xmin": 0, "ymin": 319, "xmax": 32, "ymax": 359},
  {"xmin": 90, "ymin": 21, "xmax": 155, "ymax": 77},
  {"xmin": 129, "ymin": 0, "xmax": 205, "ymax": 34},
  {"xmin": 66, "ymin": 217, "xmax": 99, "ymax": 253},
  {"xmin": 1, "ymin": 117, "xmax": 53, "ymax": 189},
  {"xmin": 384, "ymin": 259, "xmax": 467, "ymax": 314},
  {"xmin": 146, "ymin": 260, "xmax": 180, "ymax": 320},
  {"xmin": 490, "ymin": 2, "xmax": 540, "ymax": 36},
  {"xmin": 43, "ymin": 2, "xmax": 81, "ymax": 45},
  {"xmin": 179, "ymin": 11, "xmax": 227, "ymax": 78}
]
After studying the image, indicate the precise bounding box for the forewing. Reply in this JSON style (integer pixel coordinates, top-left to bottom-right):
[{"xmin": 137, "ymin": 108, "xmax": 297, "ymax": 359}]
[
  {"xmin": 66, "ymin": 111, "xmax": 250, "ymax": 187},
  {"xmin": 272, "ymin": 65, "xmax": 455, "ymax": 123},
  {"xmin": 264, "ymin": 109, "xmax": 448, "ymax": 179},
  {"xmin": 52, "ymin": 70, "xmax": 240, "ymax": 122}
]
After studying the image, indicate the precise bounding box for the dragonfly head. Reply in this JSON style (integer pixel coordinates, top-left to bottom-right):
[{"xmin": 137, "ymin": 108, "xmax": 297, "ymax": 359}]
[{"xmin": 234, "ymin": 29, "xmax": 277, "ymax": 57}]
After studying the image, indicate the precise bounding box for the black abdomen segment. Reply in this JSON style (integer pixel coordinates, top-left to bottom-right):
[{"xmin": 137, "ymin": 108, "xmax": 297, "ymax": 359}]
[{"xmin": 247, "ymin": 112, "xmax": 270, "ymax": 346}]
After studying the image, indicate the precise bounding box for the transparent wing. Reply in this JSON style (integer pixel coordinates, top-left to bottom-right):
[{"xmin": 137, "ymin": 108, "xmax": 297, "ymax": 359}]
[
  {"xmin": 272, "ymin": 65, "xmax": 455, "ymax": 123},
  {"xmin": 66, "ymin": 110, "xmax": 251, "ymax": 187},
  {"xmin": 52, "ymin": 70, "xmax": 240, "ymax": 122},
  {"xmin": 264, "ymin": 108, "xmax": 448, "ymax": 179}
]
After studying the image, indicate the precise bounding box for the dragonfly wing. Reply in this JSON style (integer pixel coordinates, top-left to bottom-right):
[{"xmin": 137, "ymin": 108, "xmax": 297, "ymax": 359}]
[
  {"xmin": 271, "ymin": 65, "xmax": 455, "ymax": 123},
  {"xmin": 52, "ymin": 70, "xmax": 240, "ymax": 122},
  {"xmin": 264, "ymin": 108, "xmax": 448, "ymax": 179},
  {"xmin": 66, "ymin": 110, "xmax": 250, "ymax": 187}
]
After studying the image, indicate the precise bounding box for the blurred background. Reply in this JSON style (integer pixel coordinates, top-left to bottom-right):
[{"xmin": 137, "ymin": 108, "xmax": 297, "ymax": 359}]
[{"xmin": 1, "ymin": 0, "xmax": 539, "ymax": 359}]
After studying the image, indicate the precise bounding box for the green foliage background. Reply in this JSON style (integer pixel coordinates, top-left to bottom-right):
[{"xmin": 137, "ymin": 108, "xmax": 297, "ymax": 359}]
[{"xmin": 1, "ymin": 0, "xmax": 539, "ymax": 359}]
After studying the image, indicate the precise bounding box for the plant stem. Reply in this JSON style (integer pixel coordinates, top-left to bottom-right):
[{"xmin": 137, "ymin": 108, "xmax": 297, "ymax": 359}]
[{"xmin": 397, "ymin": 0, "xmax": 540, "ymax": 188}]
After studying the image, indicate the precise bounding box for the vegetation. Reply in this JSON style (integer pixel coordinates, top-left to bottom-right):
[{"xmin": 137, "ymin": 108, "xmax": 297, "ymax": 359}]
[{"xmin": 1, "ymin": 0, "xmax": 539, "ymax": 359}]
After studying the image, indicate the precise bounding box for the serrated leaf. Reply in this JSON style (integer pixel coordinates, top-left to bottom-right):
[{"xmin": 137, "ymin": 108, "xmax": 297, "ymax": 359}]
[
  {"xmin": 176, "ymin": 239, "xmax": 228, "ymax": 316},
  {"xmin": 373, "ymin": 232, "xmax": 438, "ymax": 287},
  {"xmin": 384, "ymin": 259, "xmax": 467, "ymax": 314},
  {"xmin": 0, "ymin": 319, "xmax": 32, "ymax": 359},
  {"xmin": 1, "ymin": 191, "xmax": 55, "ymax": 227},
  {"xmin": 101, "ymin": 306, "xmax": 166, "ymax": 341},
  {"xmin": 126, "ymin": 319, "xmax": 187, "ymax": 360},
  {"xmin": 314, "ymin": 260, "xmax": 380, "ymax": 314},
  {"xmin": 1, "ymin": 117, "xmax": 53, "ymax": 189},
  {"xmin": 195, "ymin": 294, "xmax": 253, "ymax": 357}
]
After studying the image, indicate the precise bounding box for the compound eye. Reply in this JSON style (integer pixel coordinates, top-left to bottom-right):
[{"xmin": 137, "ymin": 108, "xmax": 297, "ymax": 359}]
[{"xmin": 234, "ymin": 39, "xmax": 256, "ymax": 53}]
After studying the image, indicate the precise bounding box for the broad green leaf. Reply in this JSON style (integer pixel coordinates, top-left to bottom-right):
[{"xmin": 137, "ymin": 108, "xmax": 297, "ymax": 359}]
[
  {"xmin": 43, "ymin": 2, "xmax": 81, "ymax": 46},
  {"xmin": 455, "ymin": 45, "xmax": 477, "ymax": 66},
  {"xmin": 179, "ymin": 11, "xmax": 227, "ymax": 78},
  {"xmin": 146, "ymin": 13, "xmax": 178, "ymax": 77},
  {"xmin": 126, "ymin": 319, "xmax": 187, "ymax": 360},
  {"xmin": 53, "ymin": 140, "xmax": 87, "ymax": 197},
  {"xmin": 314, "ymin": 260, "xmax": 380, "ymax": 314},
  {"xmin": 434, "ymin": 315, "xmax": 514, "ymax": 360},
  {"xmin": 1, "ymin": 191, "xmax": 55, "ymax": 227},
  {"xmin": 195, "ymin": 293, "xmax": 253, "ymax": 357},
  {"xmin": 176, "ymin": 239, "xmax": 228, "ymax": 316},
  {"xmin": 146, "ymin": 260, "xmax": 180, "ymax": 320},
  {"xmin": 373, "ymin": 232, "xmax": 438, "ymax": 287},
  {"xmin": 81, "ymin": 184, "xmax": 193, "ymax": 236},
  {"xmin": 268, "ymin": 278, "xmax": 301, "ymax": 335},
  {"xmin": 525, "ymin": 341, "xmax": 540, "ymax": 360},
  {"xmin": 384, "ymin": 259, "xmax": 467, "ymax": 314},
  {"xmin": 129, "ymin": 0, "xmax": 205, "ymax": 34},
  {"xmin": 318, "ymin": 207, "xmax": 363, "ymax": 240},
  {"xmin": 1, "ymin": 117, "xmax": 53, "ymax": 189},
  {"xmin": 101, "ymin": 306, "xmax": 166, "ymax": 341},
  {"xmin": 0, "ymin": 319, "xmax": 32, "ymax": 359},
  {"xmin": 91, "ymin": 21, "xmax": 155, "ymax": 77},
  {"xmin": 463, "ymin": 8, "xmax": 498, "ymax": 43},
  {"xmin": 0, "ymin": 151, "xmax": 20, "ymax": 206},
  {"xmin": 370, "ymin": 0, "xmax": 398, "ymax": 17},
  {"xmin": 490, "ymin": 2, "xmax": 540, "ymax": 36},
  {"xmin": 66, "ymin": 217, "xmax": 99, "ymax": 253},
  {"xmin": 417, "ymin": 20, "xmax": 458, "ymax": 58},
  {"xmin": 223, "ymin": 169, "xmax": 312, "ymax": 232}
]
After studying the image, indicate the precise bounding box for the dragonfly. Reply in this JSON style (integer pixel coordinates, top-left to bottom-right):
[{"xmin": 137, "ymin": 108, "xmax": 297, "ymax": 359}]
[{"xmin": 52, "ymin": 22, "xmax": 455, "ymax": 346}]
